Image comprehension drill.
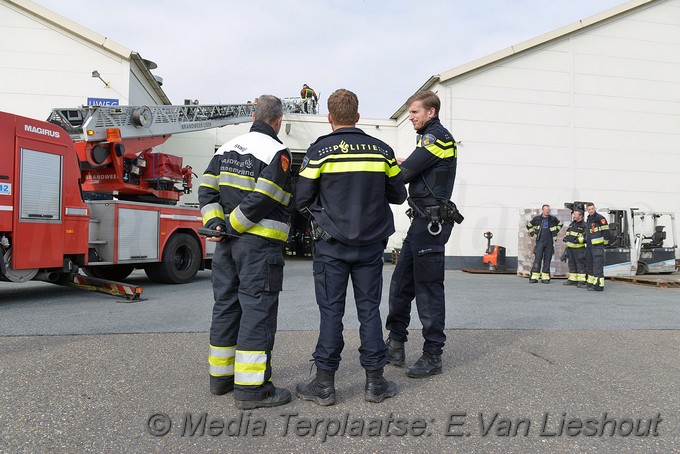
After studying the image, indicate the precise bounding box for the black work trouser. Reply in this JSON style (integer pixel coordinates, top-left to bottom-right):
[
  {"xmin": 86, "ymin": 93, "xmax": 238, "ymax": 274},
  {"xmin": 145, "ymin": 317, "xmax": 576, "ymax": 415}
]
[
  {"xmin": 386, "ymin": 217, "xmax": 453, "ymax": 356},
  {"xmin": 566, "ymin": 247, "xmax": 587, "ymax": 282},
  {"xmin": 209, "ymin": 234, "xmax": 285, "ymax": 401},
  {"xmin": 531, "ymin": 238, "xmax": 554, "ymax": 279},
  {"xmin": 312, "ymin": 239, "xmax": 387, "ymax": 372},
  {"xmin": 586, "ymin": 245, "xmax": 605, "ymax": 288}
]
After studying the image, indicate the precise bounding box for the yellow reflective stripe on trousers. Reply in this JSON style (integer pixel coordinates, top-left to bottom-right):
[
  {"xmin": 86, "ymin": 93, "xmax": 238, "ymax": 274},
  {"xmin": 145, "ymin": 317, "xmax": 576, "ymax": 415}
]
[
  {"xmin": 541, "ymin": 273, "xmax": 550, "ymax": 280},
  {"xmin": 200, "ymin": 173, "xmax": 219, "ymax": 191},
  {"xmin": 531, "ymin": 272, "xmax": 541, "ymax": 280},
  {"xmin": 219, "ymin": 172, "xmax": 256, "ymax": 192},
  {"xmin": 209, "ymin": 345, "xmax": 235, "ymax": 377},
  {"xmin": 577, "ymin": 274, "xmax": 586, "ymax": 282},
  {"xmin": 254, "ymin": 177, "xmax": 292, "ymax": 206},
  {"xmin": 201, "ymin": 203, "xmax": 225, "ymax": 225},
  {"xmin": 234, "ymin": 350, "xmax": 267, "ymax": 386}
]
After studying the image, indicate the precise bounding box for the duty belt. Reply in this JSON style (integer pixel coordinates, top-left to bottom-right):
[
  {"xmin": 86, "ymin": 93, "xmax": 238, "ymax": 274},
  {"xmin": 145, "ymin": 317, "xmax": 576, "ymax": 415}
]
[{"xmin": 406, "ymin": 198, "xmax": 464, "ymax": 236}]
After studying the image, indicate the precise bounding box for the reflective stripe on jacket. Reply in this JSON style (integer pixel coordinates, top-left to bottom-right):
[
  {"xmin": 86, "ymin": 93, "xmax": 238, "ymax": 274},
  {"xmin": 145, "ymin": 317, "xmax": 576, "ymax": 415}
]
[
  {"xmin": 296, "ymin": 126, "xmax": 407, "ymax": 246},
  {"xmin": 198, "ymin": 120, "xmax": 292, "ymax": 242},
  {"xmin": 526, "ymin": 214, "xmax": 562, "ymax": 241},
  {"xmin": 585, "ymin": 212, "xmax": 610, "ymax": 247},
  {"xmin": 564, "ymin": 219, "xmax": 586, "ymax": 248}
]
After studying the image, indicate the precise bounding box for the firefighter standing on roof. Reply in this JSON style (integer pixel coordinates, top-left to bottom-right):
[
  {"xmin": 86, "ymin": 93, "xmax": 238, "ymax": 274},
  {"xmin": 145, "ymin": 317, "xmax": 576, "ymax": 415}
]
[
  {"xmin": 300, "ymin": 84, "xmax": 318, "ymax": 114},
  {"xmin": 385, "ymin": 90, "xmax": 458, "ymax": 379},
  {"xmin": 198, "ymin": 95, "xmax": 293, "ymax": 410},
  {"xmin": 526, "ymin": 204, "xmax": 563, "ymax": 283},
  {"xmin": 295, "ymin": 89, "xmax": 407, "ymax": 405},
  {"xmin": 585, "ymin": 202, "xmax": 610, "ymax": 291},
  {"xmin": 563, "ymin": 208, "xmax": 587, "ymax": 288}
]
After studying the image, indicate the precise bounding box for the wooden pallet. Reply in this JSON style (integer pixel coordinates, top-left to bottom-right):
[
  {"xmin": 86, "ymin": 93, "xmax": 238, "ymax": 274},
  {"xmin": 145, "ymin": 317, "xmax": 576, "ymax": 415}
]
[
  {"xmin": 610, "ymin": 275, "xmax": 680, "ymax": 289},
  {"xmin": 462, "ymin": 268, "xmax": 518, "ymax": 275}
]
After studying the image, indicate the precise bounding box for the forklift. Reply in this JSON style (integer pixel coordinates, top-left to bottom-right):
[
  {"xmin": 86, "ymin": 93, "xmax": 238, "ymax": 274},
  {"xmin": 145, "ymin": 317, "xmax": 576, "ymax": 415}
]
[{"xmin": 564, "ymin": 202, "xmax": 677, "ymax": 276}]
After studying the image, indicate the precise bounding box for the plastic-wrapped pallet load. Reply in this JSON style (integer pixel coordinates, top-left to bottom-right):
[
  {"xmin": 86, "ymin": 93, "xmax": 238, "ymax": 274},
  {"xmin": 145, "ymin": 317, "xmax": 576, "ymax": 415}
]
[{"xmin": 517, "ymin": 208, "xmax": 572, "ymax": 278}]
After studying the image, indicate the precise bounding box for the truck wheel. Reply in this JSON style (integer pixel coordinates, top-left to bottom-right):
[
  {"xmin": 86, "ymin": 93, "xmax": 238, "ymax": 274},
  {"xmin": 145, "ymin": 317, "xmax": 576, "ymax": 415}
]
[
  {"xmin": 83, "ymin": 265, "xmax": 135, "ymax": 281},
  {"xmin": 145, "ymin": 233, "xmax": 200, "ymax": 284}
]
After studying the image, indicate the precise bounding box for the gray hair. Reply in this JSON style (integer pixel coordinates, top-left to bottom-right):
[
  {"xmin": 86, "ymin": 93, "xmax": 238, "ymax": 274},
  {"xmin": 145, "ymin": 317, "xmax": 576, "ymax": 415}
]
[{"xmin": 254, "ymin": 95, "xmax": 283, "ymax": 123}]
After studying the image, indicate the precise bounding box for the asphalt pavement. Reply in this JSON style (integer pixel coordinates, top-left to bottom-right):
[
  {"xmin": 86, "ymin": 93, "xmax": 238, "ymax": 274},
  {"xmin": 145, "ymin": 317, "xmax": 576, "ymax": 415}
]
[{"xmin": 1, "ymin": 259, "xmax": 679, "ymax": 453}]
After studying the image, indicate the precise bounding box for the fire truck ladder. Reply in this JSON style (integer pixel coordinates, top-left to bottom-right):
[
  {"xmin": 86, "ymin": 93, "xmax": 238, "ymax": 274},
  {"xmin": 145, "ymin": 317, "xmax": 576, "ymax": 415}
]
[
  {"xmin": 47, "ymin": 104, "xmax": 259, "ymax": 142},
  {"xmin": 48, "ymin": 101, "xmax": 302, "ymax": 142}
]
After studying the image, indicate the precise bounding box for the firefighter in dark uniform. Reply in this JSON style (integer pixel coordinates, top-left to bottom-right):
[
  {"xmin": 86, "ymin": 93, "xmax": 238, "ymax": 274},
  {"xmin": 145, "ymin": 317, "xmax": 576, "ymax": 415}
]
[
  {"xmin": 385, "ymin": 90, "xmax": 460, "ymax": 379},
  {"xmin": 585, "ymin": 202, "xmax": 610, "ymax": 291},
  {"xmin": 300, "ymin": 84, "xmax": 318, "ymax": 114},
  {"xmin": 198, "ymin": 95, "xmax": 293, "ymax": 409},
  {"xmin": 295, "ymin": 89, "xmax": 407, "ymax": 405},
  {"xmin": 526, "ymin": 204, "xmax": 563, "ymax": 283},
  {"xmin": 562, "ymin": 209, "xmax": 587, "ymax": 288}
]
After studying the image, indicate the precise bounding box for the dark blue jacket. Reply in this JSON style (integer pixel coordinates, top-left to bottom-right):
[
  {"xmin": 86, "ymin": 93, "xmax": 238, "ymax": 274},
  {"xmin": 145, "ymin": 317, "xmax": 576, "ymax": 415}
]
[
  {"xmin": 400, "ymin": 117, "xmax": 457, "ymax": 205},
  {"xmin": 295, "ymin": 127, "xmax": 407, "ymax": 246}
]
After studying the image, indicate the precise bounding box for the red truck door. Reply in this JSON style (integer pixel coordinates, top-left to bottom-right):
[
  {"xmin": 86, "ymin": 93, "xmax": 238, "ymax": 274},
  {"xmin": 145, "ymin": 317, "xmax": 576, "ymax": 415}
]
[{"xmin": 11, "ymin": 137, "xmax": 67, "ymax": 269}]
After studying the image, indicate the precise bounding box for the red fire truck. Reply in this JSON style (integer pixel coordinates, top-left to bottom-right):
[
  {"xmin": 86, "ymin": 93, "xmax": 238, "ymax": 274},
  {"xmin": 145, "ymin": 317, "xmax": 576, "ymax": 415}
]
[{"xmin": 0, "ymin": 104, "xmax": 257, "ymax": 298}]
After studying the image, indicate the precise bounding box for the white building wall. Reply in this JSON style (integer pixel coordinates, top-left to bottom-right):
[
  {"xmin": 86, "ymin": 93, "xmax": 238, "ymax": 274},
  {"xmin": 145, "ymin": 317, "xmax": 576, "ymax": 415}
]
[
  {"xmin": 0, "ymin": 0, "xmax": 164, "ymax": 120},
  {"xmin": 398, "ymin": 0, "xmax": 680, "ymax": 262}
]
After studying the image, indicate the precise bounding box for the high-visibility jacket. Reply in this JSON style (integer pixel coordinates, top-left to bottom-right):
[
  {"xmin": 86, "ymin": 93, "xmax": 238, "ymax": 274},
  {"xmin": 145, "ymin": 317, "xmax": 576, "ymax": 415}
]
[
  {"xmin": 563, "ymin": 219, "xmax": 587, "ymax": 248},
  {"xmin": 585, "ymin": 211, "xmax": 610, "ymax": 247},
  {"xmin": 300, "ymin": 87, "xmax": 317, "ymax": 100},
  {"xmin": 296, "ymin": 126, "xmax": 407, "ymax": 245},
  {"xmin": 526, "ymin": 215, "xmax": 562, "ymax": 241},
  {"xmin": 198, "ymin": 120, "xmax": 293, "ymax": 243},
  {"xmin": 400, "ymin": 117, "xmax": 457, "ymax": 205}
]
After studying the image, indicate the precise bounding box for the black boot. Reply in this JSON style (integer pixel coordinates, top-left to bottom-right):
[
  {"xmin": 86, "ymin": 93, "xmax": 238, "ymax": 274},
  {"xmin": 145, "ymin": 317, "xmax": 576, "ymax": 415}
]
[
  {"xmin": 210, "ymin": 375, "xmax": 234, "ymax": 395},
  {"xmin": 365, "ymin": 368, "xmax": 397, "ymax": 403},
  {"xmin": 406, "ymin": 352, "xmax": 442, "ymax": 378},
  {"xmin": 296, "ymin": 368, "xmax": 336, "ymax": 406},
  {"xmin": 563, "ymin": 280, "xmax": 576, "ymax": 286},
  {"xmin": 386, "ymin": 337, "xmax": 405, "ymax": 367},
  {"xmin": 235, "ymin": 387, "xmax": 292, "ymax": 410}
]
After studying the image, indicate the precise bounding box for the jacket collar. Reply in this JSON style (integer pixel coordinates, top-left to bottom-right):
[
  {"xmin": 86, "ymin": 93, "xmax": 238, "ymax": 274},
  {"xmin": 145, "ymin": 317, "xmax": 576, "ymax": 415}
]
[
  {"xmin": 417, "ymin": 117, "xmax": 440, "ymax": 135},
  {"xmin": 330, "ymin": 126, "xmax": 364, "ymax": 135},
  {"xmin": 250, "ymin": 120, "xmax": 282, "ymax": 144}
]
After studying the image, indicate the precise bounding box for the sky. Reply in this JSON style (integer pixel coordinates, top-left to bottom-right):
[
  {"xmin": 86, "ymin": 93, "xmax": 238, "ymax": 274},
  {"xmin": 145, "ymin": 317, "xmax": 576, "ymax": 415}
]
[{"xmin": 33, "ymin": 0, "xmax": 628, "ymax": 119}]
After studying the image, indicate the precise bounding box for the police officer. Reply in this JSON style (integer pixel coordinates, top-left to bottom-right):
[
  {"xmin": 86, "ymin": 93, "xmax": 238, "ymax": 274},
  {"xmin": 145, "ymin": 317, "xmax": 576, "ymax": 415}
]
[
  {"xmin": 198, "ymin": 95, "xmax": 293, "ymax": 409},
  {"xmin": 563, "ymin": 209, "xmax": 587, "ymax": 288},
  {"xmin": 385, "ymin": 90, "xmax": 458, "ymax": 378},
  {"xmin": 295, "ymin": 89, "xmax": 406, "ymax": 405},
  {"xmin": 526, "ymin": 204, "xmax": 563, "ymax": 283},
  {"xmin": 585, "ymin": 202, "xmax": 610, "ymax": 291}
]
